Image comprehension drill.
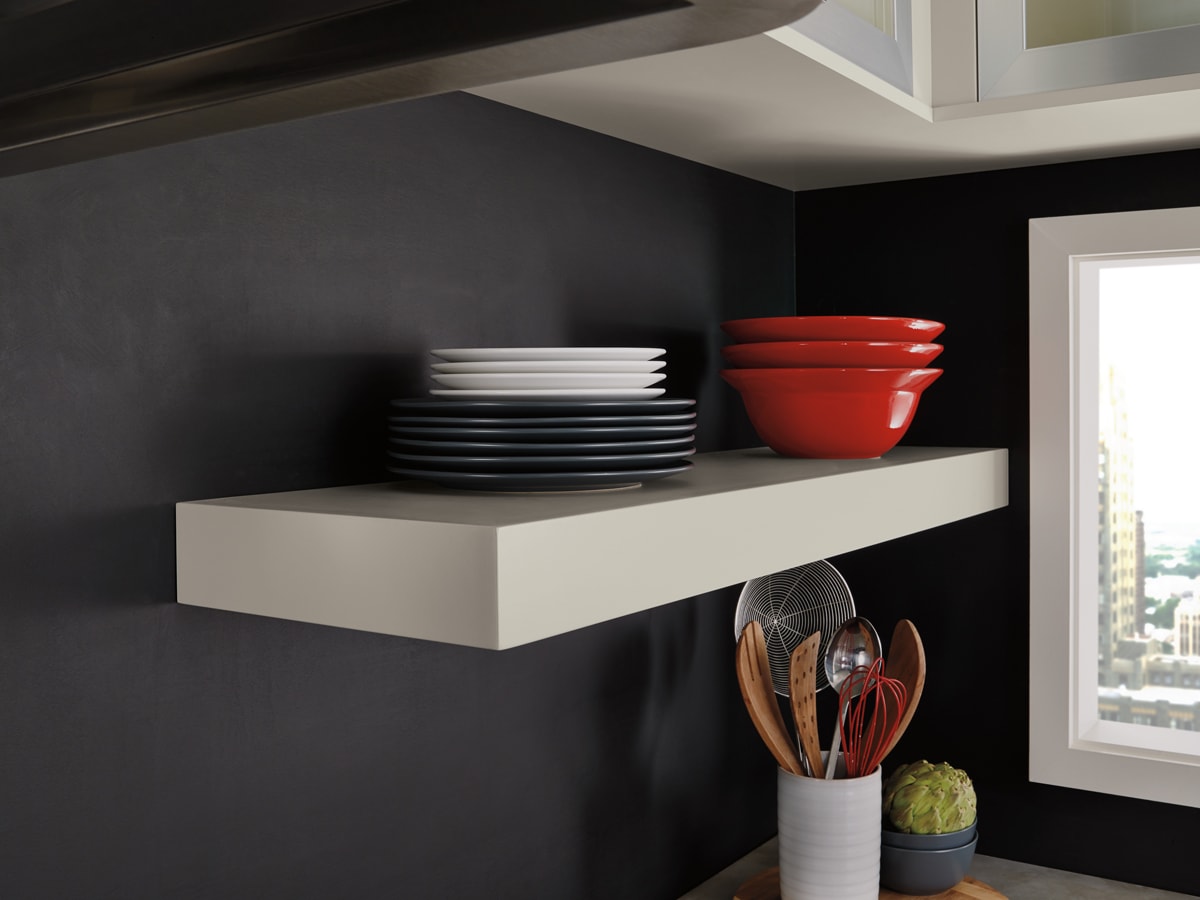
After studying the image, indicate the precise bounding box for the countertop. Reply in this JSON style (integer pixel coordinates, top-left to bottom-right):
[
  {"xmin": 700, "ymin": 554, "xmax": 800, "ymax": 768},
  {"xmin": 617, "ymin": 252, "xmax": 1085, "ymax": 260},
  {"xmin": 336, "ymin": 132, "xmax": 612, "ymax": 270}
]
[{"xmin": 679, "ymin": 838, "xmax": 1197, "ymax": 899}]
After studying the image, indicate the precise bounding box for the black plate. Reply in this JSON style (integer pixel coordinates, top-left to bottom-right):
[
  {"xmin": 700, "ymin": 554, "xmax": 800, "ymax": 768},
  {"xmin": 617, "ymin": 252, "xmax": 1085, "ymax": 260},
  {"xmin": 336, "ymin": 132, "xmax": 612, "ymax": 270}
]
[
  {"xmin": 388, "ymin": 423, "xmax": 697, "ymax": 442},
  {"xmin": 386, "ymin": 447, "xmax": 696, "ymax": 472},
  {"xmin": 386, "ymin": 411, "xmax": 697, "ymax": 427},
  {"xmin": 386, "ymin": 435, "xmax": 695, "ymax": 455},
  {"xmin": 386, "ymin": 461, "xmax": 693, "ymax": 492},
  {"xmin": 388, "ymin": 398, "xmax": 696, "ymax": 416}
]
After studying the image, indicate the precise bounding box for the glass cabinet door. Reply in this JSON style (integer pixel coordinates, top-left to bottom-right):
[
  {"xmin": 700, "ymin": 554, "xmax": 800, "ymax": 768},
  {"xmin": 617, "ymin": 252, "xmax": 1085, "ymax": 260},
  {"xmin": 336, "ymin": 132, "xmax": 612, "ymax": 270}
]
[
  {"xmin": 833, "ymin": 0, "xmax": 896, "ymax": 36},
  {"xmin": 979, "ymin": 0, "xmax": 1200, "ymax": 99},
  {"xmin": 1025, "ymin": 0, "xmax": 1200, "ymax": 47},
  {"xmin": 784, "ymin": 0, "xmax": 913, "ymax": 93}
]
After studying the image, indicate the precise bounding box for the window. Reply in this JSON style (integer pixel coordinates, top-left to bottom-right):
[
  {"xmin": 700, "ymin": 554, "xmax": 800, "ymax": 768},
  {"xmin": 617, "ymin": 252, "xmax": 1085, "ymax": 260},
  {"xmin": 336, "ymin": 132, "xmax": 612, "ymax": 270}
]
[{"xmin": 1030, "ymin": 206, "xmax": 1200, "ymax": 809}]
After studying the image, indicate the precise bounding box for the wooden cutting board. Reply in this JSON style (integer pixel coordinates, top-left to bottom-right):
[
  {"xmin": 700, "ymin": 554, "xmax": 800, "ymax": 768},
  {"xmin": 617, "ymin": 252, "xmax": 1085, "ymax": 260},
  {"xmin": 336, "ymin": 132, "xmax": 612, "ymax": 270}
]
[{"xmin": 734, "ymin": 867, "xmax": 1007, "ymax": 900}]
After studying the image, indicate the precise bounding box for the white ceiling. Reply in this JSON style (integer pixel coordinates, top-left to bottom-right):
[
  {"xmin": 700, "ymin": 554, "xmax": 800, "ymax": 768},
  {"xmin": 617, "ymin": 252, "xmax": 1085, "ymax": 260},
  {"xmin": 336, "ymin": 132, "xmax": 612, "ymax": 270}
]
[{"xmin": 471, "ymin": 31, "xmax": 1200, "ymax": 191}]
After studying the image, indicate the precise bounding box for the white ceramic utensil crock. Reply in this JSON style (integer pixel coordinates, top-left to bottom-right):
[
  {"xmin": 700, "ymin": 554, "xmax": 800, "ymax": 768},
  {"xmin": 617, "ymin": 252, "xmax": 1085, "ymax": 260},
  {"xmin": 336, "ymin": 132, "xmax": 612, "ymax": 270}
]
[{"xmin": 777, "ymin": 754, "xmax": 881, "ymax": 900}]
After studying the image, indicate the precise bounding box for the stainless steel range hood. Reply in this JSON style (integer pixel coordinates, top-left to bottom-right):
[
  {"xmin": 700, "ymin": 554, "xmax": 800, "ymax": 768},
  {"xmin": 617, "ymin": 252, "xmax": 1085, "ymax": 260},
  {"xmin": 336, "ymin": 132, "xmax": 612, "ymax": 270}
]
[{"xmin": 0, "ymin": 0, "xmax": 820, "ymax": 175}]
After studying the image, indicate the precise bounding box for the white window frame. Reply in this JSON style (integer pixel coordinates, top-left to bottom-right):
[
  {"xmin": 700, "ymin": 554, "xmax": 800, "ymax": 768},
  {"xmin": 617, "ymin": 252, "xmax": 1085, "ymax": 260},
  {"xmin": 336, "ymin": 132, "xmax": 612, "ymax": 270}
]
[{"xmin": 1029, "ymin": 206, "xmax": 1200, "ymax": 809}]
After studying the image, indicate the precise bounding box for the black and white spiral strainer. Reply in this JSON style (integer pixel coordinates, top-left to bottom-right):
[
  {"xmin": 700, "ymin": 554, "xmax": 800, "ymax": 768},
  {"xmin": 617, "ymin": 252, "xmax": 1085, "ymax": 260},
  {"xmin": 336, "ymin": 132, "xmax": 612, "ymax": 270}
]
[{"xmin": 733, "ymin": 560, "xmax": 855, "ymax": 696}]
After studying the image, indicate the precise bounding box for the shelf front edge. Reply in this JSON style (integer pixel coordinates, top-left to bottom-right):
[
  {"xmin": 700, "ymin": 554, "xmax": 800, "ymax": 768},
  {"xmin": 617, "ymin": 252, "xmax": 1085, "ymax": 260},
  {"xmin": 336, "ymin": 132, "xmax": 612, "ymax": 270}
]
[
  {"xmin": 176, "ymin": 504, "xmax": 503, "ymax": 647},
  {"xmin": 493, "ymin": 447, "xmax": 1008, "ymax": 646}
]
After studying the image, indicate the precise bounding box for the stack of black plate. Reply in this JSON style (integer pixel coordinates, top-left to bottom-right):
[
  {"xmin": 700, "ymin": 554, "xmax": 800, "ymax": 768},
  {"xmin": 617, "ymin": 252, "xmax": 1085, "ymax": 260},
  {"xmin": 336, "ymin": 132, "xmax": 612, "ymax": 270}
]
[{"xmin": 386, "ymin": 398, "xmax": 698, "ymax": 492}]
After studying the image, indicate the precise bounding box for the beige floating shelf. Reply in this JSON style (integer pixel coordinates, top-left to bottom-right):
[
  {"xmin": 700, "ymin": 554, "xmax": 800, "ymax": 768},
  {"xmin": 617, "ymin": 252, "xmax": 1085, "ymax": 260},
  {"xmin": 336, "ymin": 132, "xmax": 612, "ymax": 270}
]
[{"xmin": 175, "ymin": 446, "xmax": 1008, "ymax": 649}]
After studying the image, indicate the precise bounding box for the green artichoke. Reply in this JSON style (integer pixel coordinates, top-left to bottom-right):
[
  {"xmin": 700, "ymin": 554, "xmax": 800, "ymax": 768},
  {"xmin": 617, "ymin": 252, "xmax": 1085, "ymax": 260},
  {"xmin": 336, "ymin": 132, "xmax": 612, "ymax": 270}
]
[{"xmin": 882, "ymin": 760, "xmax": 977, "ymax": 835}]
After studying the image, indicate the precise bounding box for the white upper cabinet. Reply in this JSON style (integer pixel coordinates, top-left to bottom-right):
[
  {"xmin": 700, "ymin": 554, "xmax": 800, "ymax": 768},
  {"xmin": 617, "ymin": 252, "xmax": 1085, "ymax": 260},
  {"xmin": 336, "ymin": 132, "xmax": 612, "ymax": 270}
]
[
  {"xmin": 470, "ymin": 0, "xmax": 1200, "ymax": 190},
  {"xmin": 786, "ymin": 0, "xmax": 1200, "ymax": 111}
]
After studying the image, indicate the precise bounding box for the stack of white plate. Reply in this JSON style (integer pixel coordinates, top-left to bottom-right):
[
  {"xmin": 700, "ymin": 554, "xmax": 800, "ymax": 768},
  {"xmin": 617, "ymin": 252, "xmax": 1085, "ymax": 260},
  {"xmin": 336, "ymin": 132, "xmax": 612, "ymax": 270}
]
[
  {"xmin": 428, "ymin": 346, "xmax": 668, "ymax": 400},
  {"xmin": 387, "ymin": 347, "xmax": 697, "ymax": 492}
]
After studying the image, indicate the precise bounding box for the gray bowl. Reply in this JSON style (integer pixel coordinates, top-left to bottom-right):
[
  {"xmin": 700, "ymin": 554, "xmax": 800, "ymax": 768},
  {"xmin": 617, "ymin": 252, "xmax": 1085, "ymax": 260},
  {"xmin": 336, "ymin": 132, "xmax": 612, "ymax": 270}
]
[
  {"xmin": 881, "ymin": 820, "xmax": 977, "ymax": 851},
  {"xmin": 880, "ymin": 834, "xmax": 978, "ymax": 895}
]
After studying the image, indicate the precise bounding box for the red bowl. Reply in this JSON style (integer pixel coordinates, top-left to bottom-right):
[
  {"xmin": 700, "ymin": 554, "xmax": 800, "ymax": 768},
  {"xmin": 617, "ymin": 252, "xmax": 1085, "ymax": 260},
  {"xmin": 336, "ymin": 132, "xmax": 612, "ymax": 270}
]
[
  {"xmin": 721, "ymin": 368, "xmax": 943, "ymax": 458},
  {"xmin": 720, "ymin": 316, "xmax": 946, "ymax": 343},
  {"xmin": 722, "ymin": 341, "xmax": 943, "ymax": 369}
]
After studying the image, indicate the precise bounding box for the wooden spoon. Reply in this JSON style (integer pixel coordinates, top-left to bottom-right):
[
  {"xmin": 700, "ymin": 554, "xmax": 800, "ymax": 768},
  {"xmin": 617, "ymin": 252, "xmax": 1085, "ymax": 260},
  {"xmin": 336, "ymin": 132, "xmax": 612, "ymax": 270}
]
[
  {"xmin": 736, "ymin": 620, "xmax": 804, "ymax": 776},
  {"xmin": 788, "ymin": 630, "xmax": 824, "ymax": 778},
  {"xmin": 873, "ymin": 618, "xmax": 927, "ymax": 765}
]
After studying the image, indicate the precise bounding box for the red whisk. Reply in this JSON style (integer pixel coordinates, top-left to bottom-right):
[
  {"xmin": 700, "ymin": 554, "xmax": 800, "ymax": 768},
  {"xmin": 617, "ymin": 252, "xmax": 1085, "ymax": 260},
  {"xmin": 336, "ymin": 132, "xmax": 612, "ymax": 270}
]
[{"xmin": 837, "ymin": 658, "xmax": 907, "ymax": 778}]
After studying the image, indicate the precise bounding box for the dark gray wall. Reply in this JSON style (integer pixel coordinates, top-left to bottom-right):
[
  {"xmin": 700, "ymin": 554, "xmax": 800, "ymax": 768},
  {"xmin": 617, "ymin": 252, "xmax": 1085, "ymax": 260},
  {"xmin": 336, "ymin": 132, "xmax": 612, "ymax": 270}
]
[
  {"xmin": 797, "ymin": 150, "xmax": 1200, "ymax": 896},
  {"xmin": 0, "ymin": 92, "xmax": 795, "ymax": 899}
]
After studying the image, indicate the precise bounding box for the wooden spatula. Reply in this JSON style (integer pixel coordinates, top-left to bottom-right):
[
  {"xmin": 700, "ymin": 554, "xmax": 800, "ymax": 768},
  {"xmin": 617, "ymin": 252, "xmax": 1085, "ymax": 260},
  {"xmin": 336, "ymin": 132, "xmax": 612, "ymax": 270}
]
[
  {"xmin": 874, "ymin": 618, "xmax": 927, "ymax": 765},
  {"xmin": 788, "ymin": 630, "xmax": 824, "ymax": 778},
  {"xmin": 736, "ymin": 620, "xmax": 804, "ymax": 776}
]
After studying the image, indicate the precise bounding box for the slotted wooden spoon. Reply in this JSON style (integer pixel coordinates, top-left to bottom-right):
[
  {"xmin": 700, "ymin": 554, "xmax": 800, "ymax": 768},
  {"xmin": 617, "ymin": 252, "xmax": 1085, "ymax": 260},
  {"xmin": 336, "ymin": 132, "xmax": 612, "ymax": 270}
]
[
  {"xmin": 736, "ymin": 620, "xmax": 804, "ymax": 776},
  {"xmin": 788, "ymin": 630, "xmax": 824, "ymax": 778},
  {"xmin": 871, "ymin": 618, "xmax": 926, "ymax": 765}
]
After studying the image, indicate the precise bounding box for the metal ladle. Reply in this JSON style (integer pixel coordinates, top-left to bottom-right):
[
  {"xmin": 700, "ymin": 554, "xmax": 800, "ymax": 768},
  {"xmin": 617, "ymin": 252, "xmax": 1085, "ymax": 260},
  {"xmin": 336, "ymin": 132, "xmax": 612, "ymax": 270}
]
[{"xmin": 823, "ymin": 616, "xmax": 882, "ymax": 779}]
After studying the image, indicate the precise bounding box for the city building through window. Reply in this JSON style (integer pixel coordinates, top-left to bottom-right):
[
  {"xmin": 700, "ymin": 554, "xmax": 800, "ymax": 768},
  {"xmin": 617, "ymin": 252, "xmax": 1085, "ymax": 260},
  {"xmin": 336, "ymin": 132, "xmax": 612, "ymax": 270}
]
[{"xmin": 1097, "ymin": 262, "xmax": 1200, "ymax": 734}]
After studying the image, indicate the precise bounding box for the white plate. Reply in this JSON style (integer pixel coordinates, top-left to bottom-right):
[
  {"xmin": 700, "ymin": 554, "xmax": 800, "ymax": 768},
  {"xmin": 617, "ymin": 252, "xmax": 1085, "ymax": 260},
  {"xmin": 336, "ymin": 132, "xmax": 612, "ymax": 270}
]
[
  {"xmin": 431, "ymin": 347, "xmax": 666, "ymax": 362},
  {"xmin": 430, "ymin": 360, "xmax": 666, "ymax": 374},
  {"xmin": 431, "ymin": 373, "xmax": 666, "ymax": 390},
  {"xmin": 429, "ymin": 388, "xmax": 667, "ymax": 400}
]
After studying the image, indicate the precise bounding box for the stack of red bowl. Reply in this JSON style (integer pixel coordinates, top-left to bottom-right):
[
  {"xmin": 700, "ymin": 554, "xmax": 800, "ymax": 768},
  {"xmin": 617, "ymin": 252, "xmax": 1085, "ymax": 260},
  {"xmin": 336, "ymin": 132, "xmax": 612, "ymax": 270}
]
[{"xmin": 719, "ymin": 316, "xmax": 945, "ymax": 459}]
